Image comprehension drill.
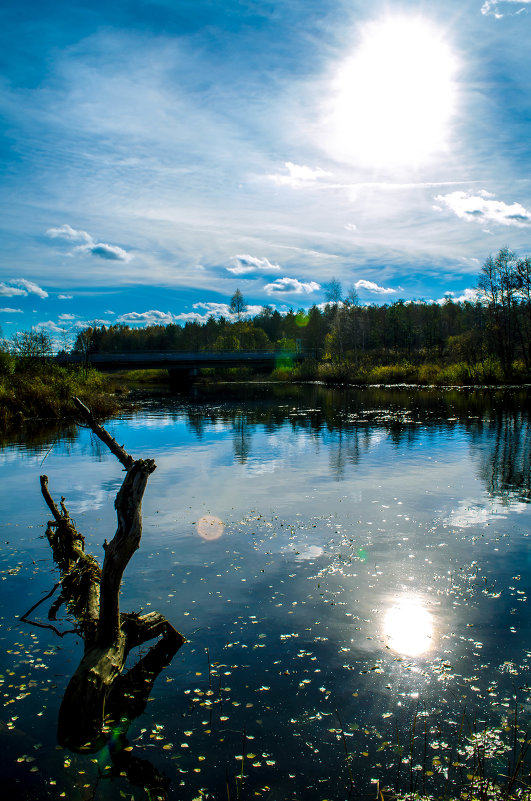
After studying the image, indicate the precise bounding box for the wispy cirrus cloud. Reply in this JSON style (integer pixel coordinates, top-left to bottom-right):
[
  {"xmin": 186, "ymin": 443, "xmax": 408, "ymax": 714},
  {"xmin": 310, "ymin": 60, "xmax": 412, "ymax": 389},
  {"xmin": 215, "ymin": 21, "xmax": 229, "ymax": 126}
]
[
  {"xmin": 227, "ymin": 255, "xmax": 281, "ymax": 275},
  {"xmin": 0, "ymin": 279, "xmax": 48, "ymax": 298},
  {"xmin": 264, "ymin": 277, "xmax": 320, "ymax": 295},
  {"xmin": 46, "ymin": 224, "xmax": 131, "ymax": 262},
  {"xmin": 481, "ymin": 1, "xmax": 530, "ymax": 18},
  {"xmin": 434, "ymin": 191, "xmax": 531, "ymax": 227},
  {"xmin": 355, "ymin": 279, "xmax": 397, "ymax": 295}
]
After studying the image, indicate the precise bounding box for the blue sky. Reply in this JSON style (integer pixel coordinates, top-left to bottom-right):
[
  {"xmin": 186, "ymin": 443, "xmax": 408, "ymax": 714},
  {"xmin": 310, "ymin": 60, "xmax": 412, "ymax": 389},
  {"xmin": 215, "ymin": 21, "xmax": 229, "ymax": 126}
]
[{"xmin": 1, "ymin": 0, "xmax": 530, "ymax": 344}]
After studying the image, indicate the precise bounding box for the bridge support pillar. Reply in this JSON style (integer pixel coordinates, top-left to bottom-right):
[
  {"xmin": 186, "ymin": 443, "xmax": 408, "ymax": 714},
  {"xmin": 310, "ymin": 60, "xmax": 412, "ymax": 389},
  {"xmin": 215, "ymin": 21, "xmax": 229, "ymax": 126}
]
[{"xmin": 168, "ymin": 367, "xmax": 198, "ymax": 392}]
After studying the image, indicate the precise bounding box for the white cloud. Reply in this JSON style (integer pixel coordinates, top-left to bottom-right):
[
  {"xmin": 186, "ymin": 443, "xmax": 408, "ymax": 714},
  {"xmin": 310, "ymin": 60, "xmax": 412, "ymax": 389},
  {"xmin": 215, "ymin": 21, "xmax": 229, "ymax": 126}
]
[
  {"xmin": 173, "ymin": 311, "xmax": 214, "ymax": 323},
  {"xmin": 176, "ymin": 301, "xmax": 264, "ymax": 323},
  {"xmin": 345, "ymin": 223, "xmax": 358, "ymax": 232},
  {"xmin": 355, "ymin": 279, "xmax": 397, "ymax": 295},
  {"xmin": 437, "ymin": 288, "xmax": 478, "ymax": 304},
  {"xmin": 58, "ymin": 294, "xmax": 73, "ymax": 300},
  {"xmin": 0, "ymin": 279, "xmax": 48, "ymax": 298},
  {"xmin": 240, "ymin": 304, "xmax": 263, "ymax": 317},
  {"xmin": 264, "ymin": 277, "xmax": 320, "ymax": 295},
  {"xmin": 35, "ymin": 318, "xmax": 111, "ymax": 334},
  {"xmin": 0, "ymin": 307, "xmax": 23, "ymax": 313},
  {"xmin": 77, "ymin": 242, "xmax": 131, "ymax": 261},
  {"xmin": 192, "ymin": 302, "xmax": 231, "ymax": 317},
  {"xmin": 227, "ymin": 254, "xmax": 281, "ymax": 275},
  {"xmin": 481, "ymin": 1, "xmax": 530, "ymax": 18},
  {"xmin": 46, "ymin": 224, "xmax": 92, "ymax": 243},
  {"xmin": 47, "ymin": 224, "xmax": 131, "ymax": 261},
  {"xmin": 33, "ymin": 320, "xmax": 69, "ymax": 333},
  {"xmin": 15, "ymin": 279, "xmax": 49, "ymax": 298},
  {"xmin": 116, "ymin": 310, "xmax": 176, "ymax": 325},
  {"xmin": 58, "ymin": 313, "xmax": 77, "ymax": 321},
  {"xmin": 268, "ymin": 161, "xmax": 331, "ymax": 187},
  {"xmin": 0, "ymin": 283, "xmax": 27, "ymax": 297},
  {"xmin": 435, "ymin": 191, "xmax": 531, "ymax": 227}
]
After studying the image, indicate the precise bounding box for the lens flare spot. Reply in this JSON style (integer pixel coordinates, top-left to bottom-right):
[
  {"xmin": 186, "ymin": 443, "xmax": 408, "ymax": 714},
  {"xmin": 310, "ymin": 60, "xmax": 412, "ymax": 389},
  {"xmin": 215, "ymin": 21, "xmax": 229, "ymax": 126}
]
[
  {"xmin": 384, "ymin": 597, "xmax": 433, "ymax": 656},
  {"xmin": 197, "ymin": 515, "xmax": 224, "ymax": 541}
]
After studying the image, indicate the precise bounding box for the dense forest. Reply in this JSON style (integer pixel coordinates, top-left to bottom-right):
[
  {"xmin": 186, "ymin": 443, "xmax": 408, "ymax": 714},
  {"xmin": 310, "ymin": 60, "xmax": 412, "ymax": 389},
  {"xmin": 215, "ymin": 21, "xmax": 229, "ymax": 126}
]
[{"xmin": 69, "ymin": 249, "xmax": 531, "ymax": 380}]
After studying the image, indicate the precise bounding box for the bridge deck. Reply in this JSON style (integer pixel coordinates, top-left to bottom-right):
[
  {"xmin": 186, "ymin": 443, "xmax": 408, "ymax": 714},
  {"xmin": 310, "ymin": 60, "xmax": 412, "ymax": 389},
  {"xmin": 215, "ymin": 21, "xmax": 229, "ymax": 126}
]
[{"xmin": 58, "ymin": 351, "xmax": 304, "ymax": 370}]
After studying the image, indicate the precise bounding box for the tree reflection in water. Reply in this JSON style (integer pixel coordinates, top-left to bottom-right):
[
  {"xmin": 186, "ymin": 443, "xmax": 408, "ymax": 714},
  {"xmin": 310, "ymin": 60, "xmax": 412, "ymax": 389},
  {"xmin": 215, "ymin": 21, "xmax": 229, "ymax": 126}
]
[
  {"xmin": 6, "ymin": 384, "xmax": 530, "ymax": 505},
  {"xmin": 179, "ymin": 384, "xmax": 531, "ymax": 504}
]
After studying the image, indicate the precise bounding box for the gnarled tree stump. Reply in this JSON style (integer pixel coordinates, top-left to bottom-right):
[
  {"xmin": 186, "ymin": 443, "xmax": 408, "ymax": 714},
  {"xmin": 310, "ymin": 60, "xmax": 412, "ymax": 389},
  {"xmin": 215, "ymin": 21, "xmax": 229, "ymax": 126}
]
[{"xmin": 37, "ymin": 397, "xmax": 184, "ymax": 754}]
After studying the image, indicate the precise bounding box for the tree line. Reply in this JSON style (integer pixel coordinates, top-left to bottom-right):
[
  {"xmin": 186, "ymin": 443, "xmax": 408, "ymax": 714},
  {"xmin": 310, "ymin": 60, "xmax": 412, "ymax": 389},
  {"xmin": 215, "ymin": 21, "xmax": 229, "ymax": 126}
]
[{"xmin": 67, "ymin": 250, "xmax": 530, "ymax": 376}]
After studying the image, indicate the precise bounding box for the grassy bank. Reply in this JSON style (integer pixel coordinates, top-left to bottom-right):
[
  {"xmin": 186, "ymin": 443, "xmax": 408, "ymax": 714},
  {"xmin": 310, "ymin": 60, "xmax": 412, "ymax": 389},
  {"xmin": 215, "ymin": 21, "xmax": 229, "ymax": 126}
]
[
  {"xmin": 0, "ymin": 355, "xmax": 123, "ymax": 428},
  {"xmin": 86, "ymin": 357, "xmax": 531, "ymax": 391},
  {"xmin": 270, "ymin": 358, "xmax": 531, "ymax": 386}
]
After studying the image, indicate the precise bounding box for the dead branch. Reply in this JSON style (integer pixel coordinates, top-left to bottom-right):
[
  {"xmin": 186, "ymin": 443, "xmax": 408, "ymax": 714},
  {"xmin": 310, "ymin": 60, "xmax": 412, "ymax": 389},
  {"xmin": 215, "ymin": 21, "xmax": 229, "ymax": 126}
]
[
  {"xmin": 32, "ymin": 396, "xmax": 184, "ymax": 754},
  {"xmin": 72, "ymin": 396, "xmax": 133, "ymax": 468}
]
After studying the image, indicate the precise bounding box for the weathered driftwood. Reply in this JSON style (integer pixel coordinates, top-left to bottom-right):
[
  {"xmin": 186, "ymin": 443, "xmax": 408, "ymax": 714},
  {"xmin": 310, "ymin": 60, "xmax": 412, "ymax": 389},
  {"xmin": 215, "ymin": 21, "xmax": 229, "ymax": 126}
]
[{"xmin": 38, "ymin": 397, "xmax": 184, "ymax": 752}]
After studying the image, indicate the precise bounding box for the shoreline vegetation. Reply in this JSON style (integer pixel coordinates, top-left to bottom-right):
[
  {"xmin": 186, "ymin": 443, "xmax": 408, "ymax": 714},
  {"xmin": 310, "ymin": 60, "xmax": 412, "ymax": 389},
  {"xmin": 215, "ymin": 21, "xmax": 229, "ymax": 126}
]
[
  {"xmin": 1, "ymin": 353, "xmax": 529, "ymax": 431},
  {"xmin": 204, "ymin": 356, "xmax": 531, "ymax": 387},
  {"xmin": 0, "ymin": 353, "xmax": 123, "ymax": 429},
  {"xmin": 113, "ymin": 353, "xmax": 531, "ymax": 389}
]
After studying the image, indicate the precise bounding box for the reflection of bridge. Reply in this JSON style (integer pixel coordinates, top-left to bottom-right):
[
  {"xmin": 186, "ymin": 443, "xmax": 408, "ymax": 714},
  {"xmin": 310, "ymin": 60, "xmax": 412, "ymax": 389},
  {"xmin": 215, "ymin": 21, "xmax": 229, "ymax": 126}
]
[{"xmin": 58, "ymin": 350, "xmax": 305, "ymax": 372}]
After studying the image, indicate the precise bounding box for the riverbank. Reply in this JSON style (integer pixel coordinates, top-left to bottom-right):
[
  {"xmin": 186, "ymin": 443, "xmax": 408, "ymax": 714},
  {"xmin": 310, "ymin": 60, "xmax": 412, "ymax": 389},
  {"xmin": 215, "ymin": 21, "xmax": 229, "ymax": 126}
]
[
  {"xmin": 0, "ymin": 358, "xmax": 123, "ymax": 428},
  {"xmin": 111, "ymin": 356, "xmax": 531, "ymax": 388},
  {"xmin": 2, "ymin": 356, "xmax": 529, "ymax": 431},
  {"xmin": 272, "ymin": 357, "xmax": 531, "ymax": 386}
]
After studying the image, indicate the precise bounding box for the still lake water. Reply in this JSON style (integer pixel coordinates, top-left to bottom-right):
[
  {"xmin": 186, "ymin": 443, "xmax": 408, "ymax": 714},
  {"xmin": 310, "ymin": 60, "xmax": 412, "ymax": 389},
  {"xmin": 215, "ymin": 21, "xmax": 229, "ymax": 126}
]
[{"xmin": 1, "ymin": 383, "xmax": 531, "ymax": 800}]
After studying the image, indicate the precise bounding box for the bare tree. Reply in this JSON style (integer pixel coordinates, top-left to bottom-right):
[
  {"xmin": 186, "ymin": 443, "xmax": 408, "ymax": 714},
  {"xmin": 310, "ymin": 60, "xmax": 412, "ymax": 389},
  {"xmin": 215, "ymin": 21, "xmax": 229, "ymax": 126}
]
[
  {"xmin": 324, "ymin": 278, "xmax": 344, "ymax": 356},
  {"xmin": 324, "ymin": 277, "xmax": 342, "ymax": 306},
  {"xmin": 478, "ymin": 248, "xmax": 520, "ymax": 372},
  {"xmin": 11, "ymin": 329, "xmax": 52, "ymax": 358},
  {"xmin": 230, "ymin": 288, "xmax": 247, "ymax": 321}
]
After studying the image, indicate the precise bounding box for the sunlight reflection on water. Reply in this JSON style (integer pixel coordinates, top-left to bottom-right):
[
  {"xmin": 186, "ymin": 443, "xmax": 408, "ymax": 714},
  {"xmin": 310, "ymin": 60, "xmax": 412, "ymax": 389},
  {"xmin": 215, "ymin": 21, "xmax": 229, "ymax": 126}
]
[{"xmin": 383, "ymin": 596, "xmax": 434, "ymax": 656}]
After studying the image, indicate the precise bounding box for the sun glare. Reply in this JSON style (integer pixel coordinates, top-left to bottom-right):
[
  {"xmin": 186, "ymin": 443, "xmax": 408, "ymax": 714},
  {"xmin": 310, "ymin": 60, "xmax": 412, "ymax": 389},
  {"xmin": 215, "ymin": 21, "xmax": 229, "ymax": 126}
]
[
  {"xmin": 327, "ymin": 16, "xmax": 458, "ymax": 168},
  {"xmin": 383, "ymin": 597, "xmax": 434, "ymax": 657}
]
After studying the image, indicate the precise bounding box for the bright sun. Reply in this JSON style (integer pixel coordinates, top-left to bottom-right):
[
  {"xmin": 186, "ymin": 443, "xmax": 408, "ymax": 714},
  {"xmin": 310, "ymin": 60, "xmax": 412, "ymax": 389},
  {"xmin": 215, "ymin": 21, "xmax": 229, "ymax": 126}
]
[{"xmin": 327, "ymin": 16, "xmax": 458, "ymax": 169}]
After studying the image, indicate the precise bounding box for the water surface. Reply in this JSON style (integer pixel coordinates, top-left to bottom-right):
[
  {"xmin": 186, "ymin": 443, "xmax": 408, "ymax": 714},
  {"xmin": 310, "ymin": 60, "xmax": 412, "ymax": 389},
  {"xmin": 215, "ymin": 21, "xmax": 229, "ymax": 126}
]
[{"xmin": 1, "ymin": 383, "xmax": 531, "ymax": 800}]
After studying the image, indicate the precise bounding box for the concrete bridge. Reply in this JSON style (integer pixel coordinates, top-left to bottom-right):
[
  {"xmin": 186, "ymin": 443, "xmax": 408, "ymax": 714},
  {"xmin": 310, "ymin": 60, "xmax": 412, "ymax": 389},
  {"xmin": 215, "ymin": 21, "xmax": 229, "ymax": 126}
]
[{"xmin": 57, "ymin": 350, "xmax": 305, "ymax": 374}]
